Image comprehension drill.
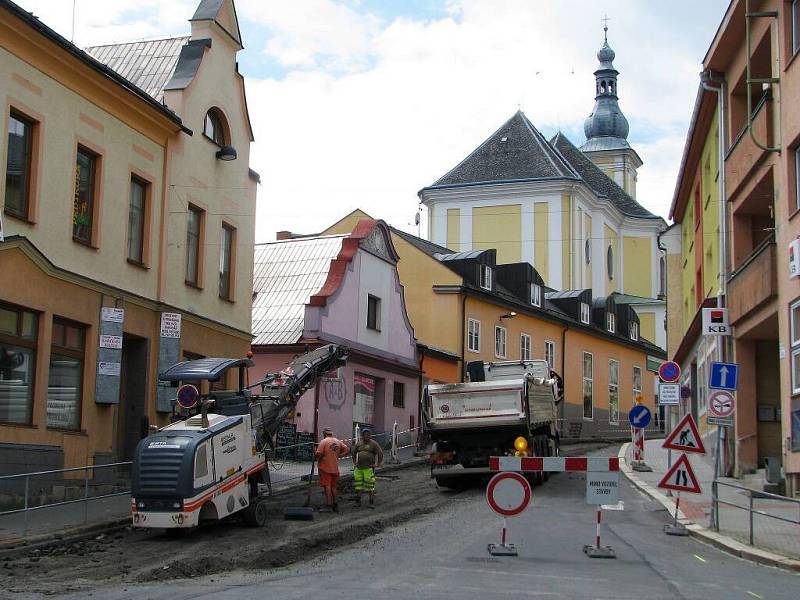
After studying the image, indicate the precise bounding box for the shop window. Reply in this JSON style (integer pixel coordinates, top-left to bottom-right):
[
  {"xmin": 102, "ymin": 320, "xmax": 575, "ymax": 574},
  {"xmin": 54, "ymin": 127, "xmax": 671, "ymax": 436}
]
[
  {"xmin": 47, "ymin": 317, "xmax": 85, "ymax": 430},
  {"xmin": 4, "ymin": 110, "xmax": 36, "ymax": 220},
  {"xmin": 0, "ymin": 303, "xmax": 38, "ymax": 424},
  {"xmin": 354, "ymin": 373, "xmax": 377, "ymax": 425}
]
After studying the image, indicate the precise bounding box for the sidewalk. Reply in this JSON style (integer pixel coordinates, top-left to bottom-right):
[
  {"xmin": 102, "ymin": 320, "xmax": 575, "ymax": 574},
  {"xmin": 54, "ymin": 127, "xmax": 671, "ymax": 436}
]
[{"xmin": 622, "ymin": 440, "xmax": 800, "ymax": 567}]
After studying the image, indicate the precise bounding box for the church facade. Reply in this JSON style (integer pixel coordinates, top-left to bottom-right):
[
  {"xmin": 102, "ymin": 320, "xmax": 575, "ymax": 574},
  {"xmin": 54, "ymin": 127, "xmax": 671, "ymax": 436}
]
[{"xmin": 421, "ymin": 32, "xmax": 667, "ymax": 348}]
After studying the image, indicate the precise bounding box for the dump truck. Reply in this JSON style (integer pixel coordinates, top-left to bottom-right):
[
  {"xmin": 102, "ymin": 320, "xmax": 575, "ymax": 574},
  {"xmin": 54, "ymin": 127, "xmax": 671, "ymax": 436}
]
[
  {"xmin": 130, "ymin": 344, "xmax": 348, "ymax": 529},
  {"xmin": 423, "ymin": 360, "xmax": 561, "ymax": 488}
]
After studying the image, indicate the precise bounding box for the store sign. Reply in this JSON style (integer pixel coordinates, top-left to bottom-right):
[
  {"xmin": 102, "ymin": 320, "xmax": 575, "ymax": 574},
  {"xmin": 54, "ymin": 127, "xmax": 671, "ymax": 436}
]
[
  {"xmin": 100, "ymin": 307, "xmax": 124, "ymax": 323},
  {"xmin": 99, "ymin": 335, "xmax": 123, "ymax": 350},
  {"xmin": 702, "ymin": 308, "xmax": 730, "ymax": 336},
  {"xmin": 790, "ymin": 238, "xmax": 800, "ymax": 279}
]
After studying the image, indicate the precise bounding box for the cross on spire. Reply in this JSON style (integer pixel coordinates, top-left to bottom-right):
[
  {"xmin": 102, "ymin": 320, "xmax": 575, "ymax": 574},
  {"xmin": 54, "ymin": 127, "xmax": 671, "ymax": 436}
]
[{"xmin": 601, "ymin": 14, "xmax": 610, "ymax": 41}]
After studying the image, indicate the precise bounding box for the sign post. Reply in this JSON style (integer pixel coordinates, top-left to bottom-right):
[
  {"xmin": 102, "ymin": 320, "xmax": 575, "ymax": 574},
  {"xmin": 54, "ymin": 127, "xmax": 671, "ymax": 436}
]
[
  {"xmin": 486, "ymin": 472, "xmax": 531, "ymax": 556},
  {"xmin": 628, "ymin": 405, "xmax": 652, "ymax": 472},
  {"xmin": 658, "ymin": 414, "xmax": 705, "ymax": 536},
  {"xmin": 708, "ymin": 361, "xmax": 737, "ymax": 529},
  {"xmin": 583, "ymin": 472, "xmax": 619, "ymax": 559}
]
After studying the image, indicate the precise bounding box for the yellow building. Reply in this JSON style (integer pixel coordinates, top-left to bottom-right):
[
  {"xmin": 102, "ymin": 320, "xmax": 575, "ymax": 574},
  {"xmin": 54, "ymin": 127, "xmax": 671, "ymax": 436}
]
[
  {"xmin": 323, "ymin": 210, "xmax": 665, "ymax": 438},
  {"xmin": 665, "ymin": 84, "xmax": 722, "ymax": 438},
  {"xmin": 420, "ymin": 32, "xmax": 667, "ymax": 349},
  {"xmin": 0, "ymin": 0, "xmax": 258, "ymax": 470}
]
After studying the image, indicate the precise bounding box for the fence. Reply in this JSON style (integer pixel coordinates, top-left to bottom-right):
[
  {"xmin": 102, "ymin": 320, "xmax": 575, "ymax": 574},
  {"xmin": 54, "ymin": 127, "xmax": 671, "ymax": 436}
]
[
  {"xmin": 0, "ymin": 425, "xmax": 420, "ymax": 538},
  {"xmin": 0, "ymin": 462, "xmax": 132, "ymax": 537},
  {"xmin": 712, "ymin": 479, "xmax": 800, "ymax": 558}
]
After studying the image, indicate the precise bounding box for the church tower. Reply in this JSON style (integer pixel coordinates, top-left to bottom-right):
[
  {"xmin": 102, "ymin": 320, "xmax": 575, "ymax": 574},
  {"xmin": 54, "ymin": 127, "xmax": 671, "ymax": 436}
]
[{"xmin": 580, "ymin": 26, "xmax": 643, "ymax": 199}]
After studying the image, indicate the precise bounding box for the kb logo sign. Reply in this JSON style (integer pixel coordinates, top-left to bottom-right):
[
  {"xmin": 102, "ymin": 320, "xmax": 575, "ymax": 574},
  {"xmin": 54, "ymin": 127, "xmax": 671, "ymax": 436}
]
[{"xmin": 701, "ymin": 308, "xmax": 730, "ymax": 336}]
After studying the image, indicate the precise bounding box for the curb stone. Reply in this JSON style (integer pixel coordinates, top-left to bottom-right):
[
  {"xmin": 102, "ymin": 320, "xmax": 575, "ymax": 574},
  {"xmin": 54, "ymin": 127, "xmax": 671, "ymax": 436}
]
[{"xmin": 618, "ymin": 442, "xmax": 800, "ymax": 573}]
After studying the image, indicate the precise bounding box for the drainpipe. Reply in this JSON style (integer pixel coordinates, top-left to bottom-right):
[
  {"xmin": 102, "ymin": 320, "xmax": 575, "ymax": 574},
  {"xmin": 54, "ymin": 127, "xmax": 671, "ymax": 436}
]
[
  {"xmin": 460, "ymin": 292, "xmax": 468, "ymax": 382},
  {"xmin": 560, "ymin": 323, "xmax": 569, "ymax": 429},
  {"xmin": 701, "ymin": 70, "xmax": 731, "ymax": 509}
]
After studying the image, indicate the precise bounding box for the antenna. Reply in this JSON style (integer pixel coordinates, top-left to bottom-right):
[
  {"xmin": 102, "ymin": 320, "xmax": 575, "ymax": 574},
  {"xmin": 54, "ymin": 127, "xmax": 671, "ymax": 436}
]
[{"xmin": 71, "ymin": 0, "xmax": 77, "ymax": 42}]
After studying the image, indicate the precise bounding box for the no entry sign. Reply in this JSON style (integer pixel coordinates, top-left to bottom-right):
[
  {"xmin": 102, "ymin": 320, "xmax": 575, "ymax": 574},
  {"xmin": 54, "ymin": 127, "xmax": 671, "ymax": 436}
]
[{"xmin": 486, "ymin": 472, "xmax": 531, "ymax": 517}]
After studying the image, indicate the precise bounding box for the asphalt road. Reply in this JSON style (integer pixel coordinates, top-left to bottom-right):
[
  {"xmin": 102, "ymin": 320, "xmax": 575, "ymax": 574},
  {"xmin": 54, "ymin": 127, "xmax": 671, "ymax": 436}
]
[{"xmin": 52, "ymin": 450, "xmax": 798, "ymax": 600}]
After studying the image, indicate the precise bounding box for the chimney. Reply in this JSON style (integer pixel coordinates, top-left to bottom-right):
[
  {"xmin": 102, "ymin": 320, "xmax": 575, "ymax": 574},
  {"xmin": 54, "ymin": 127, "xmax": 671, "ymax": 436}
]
[{"xmin": 276, "ymin": 231, "xmax": 292, "ymax": 240}]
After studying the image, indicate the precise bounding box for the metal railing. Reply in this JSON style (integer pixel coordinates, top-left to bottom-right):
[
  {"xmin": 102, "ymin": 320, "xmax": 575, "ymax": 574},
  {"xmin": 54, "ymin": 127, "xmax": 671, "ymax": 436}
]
[
  {"xmin": 712, "ymin": 479, "xmax": 800, "ymax": 558},
  {"xmin": 0, "ymin": 462, "xmax": 132, "ymax": 536}
]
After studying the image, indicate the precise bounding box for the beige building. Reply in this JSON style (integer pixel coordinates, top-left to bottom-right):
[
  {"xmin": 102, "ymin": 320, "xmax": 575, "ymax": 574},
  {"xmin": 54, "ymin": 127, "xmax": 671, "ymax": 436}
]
[{"xmin": 0, "ymin": 0, "xmax": 258, "ymax": 470}]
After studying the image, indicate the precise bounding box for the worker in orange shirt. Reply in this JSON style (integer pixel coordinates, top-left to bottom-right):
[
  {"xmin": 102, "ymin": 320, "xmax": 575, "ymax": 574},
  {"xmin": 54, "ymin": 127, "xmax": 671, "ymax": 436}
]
[{"xmin": 314, "ymin": 427, "xmax": 350, "ymax": 512}]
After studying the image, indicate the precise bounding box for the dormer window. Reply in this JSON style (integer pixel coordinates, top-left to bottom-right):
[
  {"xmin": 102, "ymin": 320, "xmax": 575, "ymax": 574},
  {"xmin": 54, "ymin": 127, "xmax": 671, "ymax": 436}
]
[
  {"xmin": 580, "ymin": 302, "xmax": 590, "ymax": 324},
  {"xmin": 629, "ymin": 321, "xmax": 639, "ymax": 341},
  {"xmin": 479, "ymin": 265, "xmax": 492, "ymax": 290},
  {"xmin": 530, "ymin": 283, "xmax": 542, "ymax": 307},
  {"xmin": 606, "ymin": 312, "xmax": 616, "ymax": 334}
]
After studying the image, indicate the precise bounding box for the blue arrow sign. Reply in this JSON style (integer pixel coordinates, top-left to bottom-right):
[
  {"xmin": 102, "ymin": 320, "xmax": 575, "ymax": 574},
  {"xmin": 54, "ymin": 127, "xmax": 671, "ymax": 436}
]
[
  {"xmin": 709, "ymin": 362, "xmax": 738, "ymax": 391},
  {"xmin": 628, "ymin": 404, "xmax": 652, "ymax": 428}
]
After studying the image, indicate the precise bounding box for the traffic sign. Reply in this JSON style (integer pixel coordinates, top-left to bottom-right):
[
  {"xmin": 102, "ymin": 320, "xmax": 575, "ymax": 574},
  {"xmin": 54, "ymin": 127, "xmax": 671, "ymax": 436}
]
[
  {"xmin": 658, "ymin": 361, "xmax": 681, "ymax": 383},
  {"xmin": 707, "ymin": 415, "xmax": 733, "ymax": 427},
  {"xmin": 657, "ymin": 454, "xmax": 701, "ymax": 494},
  {"xmin": 628, "ymin": 405, "xmax": 652, "ymax": 428},
  {"xmin": 708, "ymin": 390, "xmax": 735, "ymax": 418},
  {"xmin": 586, "ymin": 472, "xmax": 620, "ymax": 505},
  {"xmin": 486, "ymin": 472, "xmax": 531, "ymax": 517},
  {"xmin": 709, "ymin": 362, "xmax": 738, "ymax": 391},
  {"xmin": 658, "ymin": 383, "xmax": 680, "ymax": 405},
  {"xmin": 176, "ymin": 384, "xmax": 199, "ymax": 409},
  {"xmin": 663, "ymin": 413, "xmax": 706, "ymax": 454}
]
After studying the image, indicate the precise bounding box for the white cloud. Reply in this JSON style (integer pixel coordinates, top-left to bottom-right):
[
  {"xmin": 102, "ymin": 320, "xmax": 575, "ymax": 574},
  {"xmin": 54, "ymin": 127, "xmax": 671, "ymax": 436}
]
[{"xmin": 12, "ymin": 0, "xmax": 728, "ymax": 241}]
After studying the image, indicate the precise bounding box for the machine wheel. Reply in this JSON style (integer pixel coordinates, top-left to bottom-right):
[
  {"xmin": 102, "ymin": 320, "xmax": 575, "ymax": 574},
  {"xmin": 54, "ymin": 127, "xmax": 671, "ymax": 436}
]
[
  {"xmin": 435, "ymin": 476, "xmax": 462, "ymax": 490},
  {"xmin": 242, "ymin": 500, "xmax": 267, "ymax": 527}
]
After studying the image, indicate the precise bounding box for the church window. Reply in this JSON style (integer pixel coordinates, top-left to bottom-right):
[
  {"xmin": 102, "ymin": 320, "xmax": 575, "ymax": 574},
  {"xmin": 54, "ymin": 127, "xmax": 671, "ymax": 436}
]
[
  {"xmin": 607, "ymin": 245, "xmax": 614, "ymax": 280},
  {"xmin": 585, "ymin": 239, "xmax": 591, "ymax": 265}
]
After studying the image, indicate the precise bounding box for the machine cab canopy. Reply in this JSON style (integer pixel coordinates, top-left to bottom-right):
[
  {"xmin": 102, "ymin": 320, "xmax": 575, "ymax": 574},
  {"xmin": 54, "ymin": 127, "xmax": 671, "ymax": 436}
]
[{"xmin": 159, "ymin": 358, "xmax": 255, "ymax": 383}]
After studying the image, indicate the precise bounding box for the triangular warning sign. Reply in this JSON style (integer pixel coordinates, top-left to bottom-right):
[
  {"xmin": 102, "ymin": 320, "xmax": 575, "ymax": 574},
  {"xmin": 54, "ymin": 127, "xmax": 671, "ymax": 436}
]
[
  {"xmin": 662, "ymin": 413, "xmax": 706, "ymax": 454},
  {"xmin": 657, "ymin": 454, "xmax": 702, "ymax": 494}
]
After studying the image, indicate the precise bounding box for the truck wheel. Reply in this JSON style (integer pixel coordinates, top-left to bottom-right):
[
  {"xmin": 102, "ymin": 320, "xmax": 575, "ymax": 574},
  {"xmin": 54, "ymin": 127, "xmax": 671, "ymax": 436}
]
[{"xmin": 242, "ymin": 500, "xmax": 267, "ymax": 527}]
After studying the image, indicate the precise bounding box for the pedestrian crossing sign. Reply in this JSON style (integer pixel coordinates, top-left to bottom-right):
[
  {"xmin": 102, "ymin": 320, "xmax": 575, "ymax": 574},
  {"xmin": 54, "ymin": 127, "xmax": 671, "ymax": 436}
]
[
  {"xmin": 662, "ymin": 413, "xmax": 706, "ymax": 454},
  {"xmin": 657, "ymin": 454, "xmax": 701, "ymax": 494}
]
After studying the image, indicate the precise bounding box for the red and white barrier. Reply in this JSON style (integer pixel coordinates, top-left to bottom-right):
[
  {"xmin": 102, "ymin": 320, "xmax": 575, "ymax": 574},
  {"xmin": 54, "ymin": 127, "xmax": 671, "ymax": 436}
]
[{"xmin": 489, "ymin": 456, "xmax": 619, "ymax": 473}]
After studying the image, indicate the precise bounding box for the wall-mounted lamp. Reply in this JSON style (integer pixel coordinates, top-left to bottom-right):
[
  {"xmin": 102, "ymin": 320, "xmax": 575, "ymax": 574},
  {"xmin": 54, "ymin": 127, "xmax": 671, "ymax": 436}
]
[
  {"xmin": 216, "ymin": 145, "xmax": 238, "ymax": 161},
  {"xmin": 500, "ymin": 312, "xmax": 517, "ymax": 320}
]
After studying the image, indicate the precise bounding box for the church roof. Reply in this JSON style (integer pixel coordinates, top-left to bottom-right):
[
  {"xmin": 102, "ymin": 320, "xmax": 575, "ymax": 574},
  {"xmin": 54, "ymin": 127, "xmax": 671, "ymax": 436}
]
[
  {"xmin": 426, "ymin": 111, "xmax": 580, "ymax": 189},
  {"xmin": 550, "ymin": 133, "xmax": 660, "ymax": 220}
]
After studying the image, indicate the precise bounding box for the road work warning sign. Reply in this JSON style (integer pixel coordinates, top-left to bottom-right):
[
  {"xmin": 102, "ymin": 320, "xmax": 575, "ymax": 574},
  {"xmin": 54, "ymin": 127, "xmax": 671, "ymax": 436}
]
[{"xmin": 586, "ymin": 472, "xmax": 620, "ymax": 505}]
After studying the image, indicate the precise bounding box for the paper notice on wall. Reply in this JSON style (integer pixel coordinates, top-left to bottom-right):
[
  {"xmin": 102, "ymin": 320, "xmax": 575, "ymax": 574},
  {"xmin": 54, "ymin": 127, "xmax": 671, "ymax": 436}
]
[
  {"xmin": 99, "ymin": 335, "xmax": 123, "ymax": 349},
  {"xmin": 160, "ymin": 312, "xmax": 181, "ymax": 338},
  {"xmin": 101, "ymin": 307, "xmax": 124, "ymax": 323},
  {"xmin": 98, "ymin": 361, "xmax": 121, "ymax": 376}
]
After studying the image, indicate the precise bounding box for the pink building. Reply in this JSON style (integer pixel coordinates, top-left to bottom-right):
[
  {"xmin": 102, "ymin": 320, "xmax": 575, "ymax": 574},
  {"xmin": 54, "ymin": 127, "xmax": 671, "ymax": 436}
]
[{"xmin": 250, "ymin": 219, "xmax": 420, "ymax": 442}]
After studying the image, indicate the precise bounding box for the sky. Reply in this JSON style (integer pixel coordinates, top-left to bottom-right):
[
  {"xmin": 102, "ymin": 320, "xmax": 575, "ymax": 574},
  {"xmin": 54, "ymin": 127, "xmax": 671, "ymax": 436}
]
[{"xmin": 14, "ymin": 0, "xmax": 730, "ymax": 241}]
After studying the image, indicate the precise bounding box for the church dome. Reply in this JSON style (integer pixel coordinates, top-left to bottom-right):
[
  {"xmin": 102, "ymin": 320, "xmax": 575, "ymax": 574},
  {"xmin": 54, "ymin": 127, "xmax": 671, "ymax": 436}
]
[
  {"xmin": 597, "ymin": 41, "xmax": 615, "ymax": 65},
  {"xmin": 583, "ymin": 29, "xmax": 629, "ymax": 144}
]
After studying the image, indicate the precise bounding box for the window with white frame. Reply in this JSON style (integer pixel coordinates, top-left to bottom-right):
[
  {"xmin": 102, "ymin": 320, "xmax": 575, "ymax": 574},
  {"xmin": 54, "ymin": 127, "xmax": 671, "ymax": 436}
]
[
  {"xmin": 530, "ymin": 283, "xmax": 542, "ymax": 307},
  {"xmin": 520, "ymin": 333, "xmax": 531, "ymax": 360},
  {"xmin": 495, "ymin": 326, "xmax": 507, "ymax": 358},
  {"xmin": 467, "ymin": 318, "xmax": 481, "ymax": 353},
  {"xmin": 791, "ymin": 300, "xmax": 800, "ymax": 394},
  {"xmin": 795, "ymin": 147, "xmax": 800, "ymax": 212},
  {"xmin": 608, "ymin": 359, "xmax": 619, "ymax": 424},
  {"xmin": 633, "ymin": 365, "xmax": 642, "ymax": 402},
  {"xmin": 545, "ymin": 340, "xmax": 555, "ymax": 369},
  {"xmin": 793, "ymin": 0, "xmax": 800, "ymax": 56},
  {"xmin": 606, "ymin": 311, "xmax": 616, "ymax": 333},
  {"xmin": 583, "ymin": 352, "xmax": 593, "ymax": 419},
  {"xmin": 580, "ymin": 302, "xmax": 590, "ymax": 324},
  {"xmin": 479, "ymin": 265, "xmax": 492, "ymax": 290},
  {"xmin": 629, "ymin": 320, "xmax": 639, "ymax": 341}
]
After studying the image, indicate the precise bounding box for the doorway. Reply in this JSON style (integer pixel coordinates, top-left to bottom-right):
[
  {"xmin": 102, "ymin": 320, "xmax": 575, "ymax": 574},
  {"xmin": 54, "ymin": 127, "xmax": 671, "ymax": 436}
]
[{"xmin": 118, "ymin": 334, "xmax": 149, "ymax": 460}]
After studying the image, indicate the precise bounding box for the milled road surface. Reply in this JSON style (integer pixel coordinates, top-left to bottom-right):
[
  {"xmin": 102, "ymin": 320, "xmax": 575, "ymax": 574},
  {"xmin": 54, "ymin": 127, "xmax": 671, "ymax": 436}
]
[{"xmin": 4, "ymin": 446, "xmax": 799, "ymax": 599}]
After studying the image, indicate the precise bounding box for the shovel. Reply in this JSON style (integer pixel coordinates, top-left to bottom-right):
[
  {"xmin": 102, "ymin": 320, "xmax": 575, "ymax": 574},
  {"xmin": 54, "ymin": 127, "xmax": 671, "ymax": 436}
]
[{"xmin": 283, "ymin": 458, "xmax": 315, "ymax": 521}]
